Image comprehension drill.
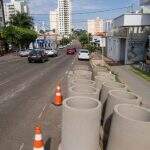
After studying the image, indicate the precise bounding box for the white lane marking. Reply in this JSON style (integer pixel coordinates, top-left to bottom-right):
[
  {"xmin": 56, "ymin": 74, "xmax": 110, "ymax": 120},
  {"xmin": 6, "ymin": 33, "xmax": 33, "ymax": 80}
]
[
  {"xmin": 38, "ymin": 104, "xmax": 47, "ymax": 119},
  {"xmin": 19, "ymin": 143, "xmax": 24, "ymax": 150},
  {"xmin": 0, "ymin": 79, "xmax": 11, "ymax": 86}
]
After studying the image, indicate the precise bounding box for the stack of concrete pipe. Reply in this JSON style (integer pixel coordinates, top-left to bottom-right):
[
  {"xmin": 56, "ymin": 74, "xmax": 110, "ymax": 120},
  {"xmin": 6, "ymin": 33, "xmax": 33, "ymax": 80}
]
[
  {"xmin": 73, "ymin": 65, "xmax": 90, "ymax": 71},
  {"xmin": 93, "ymin": 66, "xmax": 109, "ymax": 77},
  {"xmin": 102, "ymin": 90, "xmax": 142, "ymax": 149},
  {"xmin": 106, "ymin": 104, "xmax": 150, "ymax": 150},
  {"xmin": 95, "ymin": 74, "xmax": 116, "ymax": 91},
  {"xmin": 68, "ymin": 85, "xmax": 99, "ymax": 99},
  {"xmin": 60, "ymin": 64, "xmax": 102, "ymax": 150},
  {"xmin": 59, "ymin": 96, "xmax": 101, "ymax": 150},
  {"xmin": 100, "ymin": 81, "xmax": 128, "ymax": 106}
]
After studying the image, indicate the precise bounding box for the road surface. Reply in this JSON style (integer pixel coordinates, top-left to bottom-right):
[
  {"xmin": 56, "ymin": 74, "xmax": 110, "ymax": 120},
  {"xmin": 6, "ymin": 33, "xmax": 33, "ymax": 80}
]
[{"xmin": 0, "ymin": 49, "xmax": 77, "ymax": 150}]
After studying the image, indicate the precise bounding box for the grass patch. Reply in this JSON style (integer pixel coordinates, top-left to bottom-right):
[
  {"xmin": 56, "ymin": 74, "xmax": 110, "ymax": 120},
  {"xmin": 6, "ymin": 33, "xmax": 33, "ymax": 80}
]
[{"xmin": 131, "ymin": 67, "xmax": 150, "ymax": 81}]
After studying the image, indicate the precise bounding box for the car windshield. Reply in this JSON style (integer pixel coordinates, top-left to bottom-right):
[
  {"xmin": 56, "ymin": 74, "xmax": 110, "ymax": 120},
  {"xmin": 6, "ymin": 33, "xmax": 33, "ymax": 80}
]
[
  {"xmin": 30, "ymin": 50, "xmax": 42, "ymax": 55},
  {"xmin": 80, "ymin": 50, "xmax": 89, "ymax": 53}
]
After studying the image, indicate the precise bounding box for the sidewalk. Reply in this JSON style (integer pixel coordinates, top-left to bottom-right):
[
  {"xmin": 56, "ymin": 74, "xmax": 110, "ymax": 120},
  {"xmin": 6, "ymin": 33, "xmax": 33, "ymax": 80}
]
[
  {"xmin": 92, "ymin": 52, "xmax": 150, "ymax": 108},
  {"xmin": 111, "ymin": 65, "xmax": 150, "ymax": 108}
]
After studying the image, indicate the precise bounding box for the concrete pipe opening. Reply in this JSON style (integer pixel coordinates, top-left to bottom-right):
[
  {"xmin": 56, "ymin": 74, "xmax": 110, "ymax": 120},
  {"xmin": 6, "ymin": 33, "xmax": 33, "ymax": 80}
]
[
  {"xmin": 100, "ymin": 81, "xmax": 127, "ymax": 105},
  {"xmin": 68, "ymin": 85, "xmax": 99, "ymax": 99},
  {"xmin": 61, "ymin": 96, "xmax": 101, "ymax": 150},
  {"xmin": 73, "ymin": 65, "xmax": 90, "ymax": 71},
  {"xmin": 103, "ymin": 90, "xmax": 142, "ymax": 149},
  {"xmin": 107, "ymin": 104, "xmax": 150, "ymax": 150},
  {"xmin": 95, "ymin": 75, "xmax": 115, "ymax": 91},
  {"xmin": 71, "ymin": 79, "xmax": 96, "ymax": 87},
  {"xmin": 74, "ymin": 70, "xmax": 92, "ymax": 79}
]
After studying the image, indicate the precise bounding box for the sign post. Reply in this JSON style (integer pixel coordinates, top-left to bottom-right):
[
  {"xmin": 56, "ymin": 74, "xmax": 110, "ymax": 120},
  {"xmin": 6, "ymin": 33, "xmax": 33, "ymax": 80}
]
[{"xmin": 100, "ymin": 37, "xmax": 106, "ymax": 66}]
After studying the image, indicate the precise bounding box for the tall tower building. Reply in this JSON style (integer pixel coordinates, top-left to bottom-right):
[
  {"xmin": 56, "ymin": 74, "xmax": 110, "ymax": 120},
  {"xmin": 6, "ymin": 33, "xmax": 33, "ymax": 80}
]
[
  {"xmin": 58, "ymin": 0, "xmax": 71, "ymax": 36},
  {"xmin": 87, "ymin": 17, "xmax": 104, "ymax": 35},
  {"xmin": 4, "ymin": 0, "xmax": 29, "ymax": 22},
  {"xmin": 140, "ymin": 0, "xmax": 150, "ymax": 13},
  {"xmin": 49, "ymin": 8, "xmax": 58, "ymax": 33}
]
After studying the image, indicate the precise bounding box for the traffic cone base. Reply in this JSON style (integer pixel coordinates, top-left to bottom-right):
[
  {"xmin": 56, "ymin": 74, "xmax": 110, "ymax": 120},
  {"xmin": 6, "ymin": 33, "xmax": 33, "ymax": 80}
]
[{"xmin": 53, "ymin": 92, "xmax": 62, "ymax": 106}]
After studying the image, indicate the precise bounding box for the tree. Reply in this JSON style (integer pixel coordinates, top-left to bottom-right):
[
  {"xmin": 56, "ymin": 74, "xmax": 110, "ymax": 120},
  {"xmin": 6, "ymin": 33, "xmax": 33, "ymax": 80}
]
[
  {"xmin": 79, "ymin": 32, "xmax": 89, "ymax": 46},
  {"xmin": 9, "ymin": 12, "xmax": 34, "ymax": 29},
  {"xmin": 3, "ymin": 26, "xmax": 37, "ymax": 50}
]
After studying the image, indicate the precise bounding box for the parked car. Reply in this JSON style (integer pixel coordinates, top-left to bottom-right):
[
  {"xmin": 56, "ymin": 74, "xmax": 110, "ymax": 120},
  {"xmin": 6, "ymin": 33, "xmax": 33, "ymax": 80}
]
[
  {"xmin": 78, "ymin": 49, "xmax": 90, "ymax": 60},
  {"xmin": 45, "ymin": 48, "xmax": 58, "ymax": 57},
  {"xmin": 28, "ymin": 49, "xmax": 48, "ymax": 63},
  {"xmin": 59, "ymin": 45, "xmax": 64, "ymax": 49},
  {"xmin": 19, "ymin": 49, "xmax": 32, "ymax": 57},
  {"xmin": 66, "ymin": 48, "xmax": 75, "ymax": 55}
]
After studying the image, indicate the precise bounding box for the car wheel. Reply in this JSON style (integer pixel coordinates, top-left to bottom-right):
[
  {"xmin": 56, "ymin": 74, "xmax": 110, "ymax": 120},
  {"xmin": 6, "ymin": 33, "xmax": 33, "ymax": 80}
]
[
  {"xmin": 41, "ymin": 59, "xmax": 44, "ymax": 63},
  {"xmin": 28, "ymin": 60, "xmax": 32, "ymax": 63}
]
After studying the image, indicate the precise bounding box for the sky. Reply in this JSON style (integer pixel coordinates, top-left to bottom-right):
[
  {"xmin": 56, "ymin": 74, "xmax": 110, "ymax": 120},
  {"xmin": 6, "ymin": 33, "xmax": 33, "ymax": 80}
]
[{"xmin": 4, "ymin": 0, "xmax": 139, "ymax": 30}]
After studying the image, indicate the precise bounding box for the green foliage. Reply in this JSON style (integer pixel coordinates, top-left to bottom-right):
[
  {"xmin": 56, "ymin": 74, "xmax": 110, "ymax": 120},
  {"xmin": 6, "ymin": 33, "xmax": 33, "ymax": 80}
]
[
  {"xmin": 85, "ymin": 44, "xmax": 97, "ymax": 53},
  {"xmin": 60, "ymin": 37, "xmax": 71, "ymax": 45},
  {"xmin": 79, "ymin": 32, "xmax": 89, "ymax": 46},
  {"xmin": 9, "ymin": 12, "xmax": 34, "ymax": 29},
  {"xmin": 3, "ymin": 26, "xmax": 37, "ymax": 48}
]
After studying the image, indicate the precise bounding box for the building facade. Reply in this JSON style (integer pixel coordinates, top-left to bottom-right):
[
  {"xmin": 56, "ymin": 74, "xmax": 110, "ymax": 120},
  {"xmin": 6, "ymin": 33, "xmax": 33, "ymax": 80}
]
[
  {"xmin": 140, "ymin": 0, "xmax": 150, "ymax": 13},
  {"xmin": 0, "ymin": 0, "xmax": 5, "ymax": 26},
  {"xmin": 87, "ymin": 17, "xmax": 104, "ymax": 35},
  {"xmin": 4, "ymin": 0, "xmax": 29, "ymax": 22},
  {"xmin": 58, "ymin": 0, "xmax": 71, "ymax": 36},
  {"xmin": 49, "ymin": 8, "xmax": 58, "ymax": 33},
  {"xmin": 106, "ymin": 13, "xmax": 150, "ymax": 64}
]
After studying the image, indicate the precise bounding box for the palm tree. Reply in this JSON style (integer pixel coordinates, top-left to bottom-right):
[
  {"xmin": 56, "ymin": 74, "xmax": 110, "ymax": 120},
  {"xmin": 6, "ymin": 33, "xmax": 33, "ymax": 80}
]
[{"xmin": 9, "ymin": 12, "xmax": 34, "ymax": 29}]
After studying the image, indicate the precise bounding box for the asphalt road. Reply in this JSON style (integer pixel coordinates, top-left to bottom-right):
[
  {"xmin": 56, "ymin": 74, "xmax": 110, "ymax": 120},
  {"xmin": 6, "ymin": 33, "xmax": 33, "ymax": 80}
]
[{"xmin": 0, "ymin": 49, "xmax": 76, "ymax": 150}]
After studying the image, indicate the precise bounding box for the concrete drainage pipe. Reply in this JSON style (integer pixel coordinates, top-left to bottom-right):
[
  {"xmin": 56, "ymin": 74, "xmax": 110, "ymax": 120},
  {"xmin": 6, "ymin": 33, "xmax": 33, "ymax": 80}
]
[
  {"xmin": 95, "ymin": 75, "xmax": 115, "ymax": 91},
  {"xmin": 104, "ymin": 90, "xmax": 142, "ymax": 125},
  {"xmin": 68, "ymin": 85, "xmax": 99, "ymax": 99},
  {"xmin": 74, "ymin": 70, "xmax": 92, "ymax": 79},
  {"xmin": 73, "ymin": 65, "xmax": 90, "ymax": 71},
  {"xmin": 93, "ymin": 66, "xmax": 109, "ymax": 77},
  {"xmin": 107, "ymin": 104, "xmax": 150, "ymax": 150},
  {"xmin": 60, "ymin": 96, "xmax": 101, "ymax": 150},
  {"xmin": 70, "ymin": 79, "xmax": 96, "ymax": 87},
  {"xmin": 103, "ymin": 90, "xmax": 142, "ymax": 149},
  {"xmin": 100, "ymin": 81, "xmax": 127, "ymax": 105}
]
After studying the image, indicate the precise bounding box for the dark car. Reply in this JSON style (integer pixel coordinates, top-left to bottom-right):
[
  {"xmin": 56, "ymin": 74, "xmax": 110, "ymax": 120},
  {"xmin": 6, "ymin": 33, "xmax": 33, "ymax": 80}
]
[
  {"xmin": 66, "ymin": 48, "xmax": 75, "ymax": 55},
  {"xmin": 28, "ymin": 49, "xmax": 48, "ymax": 63}
]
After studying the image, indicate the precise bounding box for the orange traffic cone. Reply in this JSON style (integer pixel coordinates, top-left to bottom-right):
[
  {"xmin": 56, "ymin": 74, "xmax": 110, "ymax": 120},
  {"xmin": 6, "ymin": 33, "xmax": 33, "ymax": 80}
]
[
  {"xmin": 33, "ymin": 126, "xmax": 44, "ymax": 150},
  {"xmin": 53, "ymin": 90, "xmax": 63, "ymax": 106},
  {"xmin": 56, "ymin": 82, "xmax": 61, "ymax": 92}
]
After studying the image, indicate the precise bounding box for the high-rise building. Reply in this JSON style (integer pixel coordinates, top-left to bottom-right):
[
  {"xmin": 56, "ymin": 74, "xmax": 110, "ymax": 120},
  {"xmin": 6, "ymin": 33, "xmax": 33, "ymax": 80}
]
[
  {"xmin": 87, "ymin": 17, "xmax": 104, "ymax": 35},
  {"xmin": 0, "ymin": 0, "xmax": 5, "ymax": 26},
  {"xmin": 58, "ymin": 0, "xmax": 71, "ymax": 36},
  {"xmin": 140, "ymin": 0, "xmax": 150, "ymax": 13},
  {"xmin": 4, "ymin": 0, "xmax": 29, "ymax": 22},
  {"xmin": 49, "ymin": 8, "xmax": 58, "ymax": 33},
  {"xmin": 104, "ymin": 19, "xmax": 112, "ymax": 33}
]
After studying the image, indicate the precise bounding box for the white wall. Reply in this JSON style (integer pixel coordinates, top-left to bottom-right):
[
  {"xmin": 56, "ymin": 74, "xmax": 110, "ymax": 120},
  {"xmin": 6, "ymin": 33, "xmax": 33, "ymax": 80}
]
[{"xmin": 106, "ymin": 37, "xmax": 120, "ymax": 61}]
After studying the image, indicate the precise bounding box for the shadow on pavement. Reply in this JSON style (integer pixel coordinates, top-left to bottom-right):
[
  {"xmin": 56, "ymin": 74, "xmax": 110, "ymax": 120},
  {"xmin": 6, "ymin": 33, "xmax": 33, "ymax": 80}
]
[{"xmin": 45, "ymin": 137, "xmax": 51, "ymax": 150}]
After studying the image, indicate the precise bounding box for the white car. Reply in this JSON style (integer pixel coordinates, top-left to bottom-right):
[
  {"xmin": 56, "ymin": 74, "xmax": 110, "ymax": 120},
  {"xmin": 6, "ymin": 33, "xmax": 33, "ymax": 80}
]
[
  {"xmin": 45, "ymin": 48, "xmax": 58, "ymax": 57},
  {"xmin": 78, "ymin": 49, "xmax": 90, "ymax": 60},
  {"xmin": 19, "ymin": 49, "xmax": 32, "ymax": 57}
]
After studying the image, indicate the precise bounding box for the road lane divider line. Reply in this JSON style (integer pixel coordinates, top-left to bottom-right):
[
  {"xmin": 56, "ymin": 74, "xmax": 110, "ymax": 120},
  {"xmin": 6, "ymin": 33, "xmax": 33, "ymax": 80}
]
[
  {"xmin": 38, "ymin": 104, "xmax": 47, "ymax": 119},
  {"xmin": 19, "ymin": 143, "xmax": 24, "ymax": 150}
]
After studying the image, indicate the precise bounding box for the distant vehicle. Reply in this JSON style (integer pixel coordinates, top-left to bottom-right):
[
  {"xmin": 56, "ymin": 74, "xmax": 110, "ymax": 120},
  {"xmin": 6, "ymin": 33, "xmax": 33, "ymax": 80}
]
[
  {"xmin": 59, "ymin": 45, "xmax": 64, "ymax": 49},
  {"xmin": 19, "ymin": 49, "xmax": 32, "ymax": 57},
  {"xmin": 78, "ymin": 49, "xmax": 90, "ymax": 60},
  {"xmin": 28, "ymin": 49, "xmax": 48, "ymax": 63},
  {"xmin": 66, "ymin": 48, "xmax": 75, "ymax": 55},
  {"xmin": 45, "ymin": 48, "xmax": 58, "ymax": 57}
]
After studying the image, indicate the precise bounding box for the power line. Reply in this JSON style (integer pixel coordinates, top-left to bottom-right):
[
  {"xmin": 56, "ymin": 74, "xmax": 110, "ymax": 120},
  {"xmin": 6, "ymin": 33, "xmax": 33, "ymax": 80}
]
[{"xmin": 30, "ymin": 6, "xmax": 130, "ymax": 16}]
